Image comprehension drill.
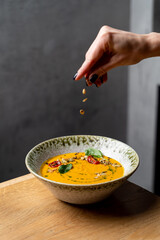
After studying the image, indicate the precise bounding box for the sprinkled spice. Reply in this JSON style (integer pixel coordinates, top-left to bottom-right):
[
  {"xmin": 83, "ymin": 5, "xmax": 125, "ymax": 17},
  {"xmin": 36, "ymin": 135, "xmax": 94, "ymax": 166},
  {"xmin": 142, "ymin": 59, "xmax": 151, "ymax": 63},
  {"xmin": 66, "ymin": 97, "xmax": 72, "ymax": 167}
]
[
  {"xmin": 80, "ymin": 109, "xmax": 85, "ymax": 115},
  {"xmin": 82, "ymin": 98, "xmax": 88, "ymax": 102},
  {"xmin": 80, "ymin": 89, "xmax": 87, "ymax": 115},
  {"xmin": 82, "ymin": 88, "xmax": 86, "ymax": 94}
]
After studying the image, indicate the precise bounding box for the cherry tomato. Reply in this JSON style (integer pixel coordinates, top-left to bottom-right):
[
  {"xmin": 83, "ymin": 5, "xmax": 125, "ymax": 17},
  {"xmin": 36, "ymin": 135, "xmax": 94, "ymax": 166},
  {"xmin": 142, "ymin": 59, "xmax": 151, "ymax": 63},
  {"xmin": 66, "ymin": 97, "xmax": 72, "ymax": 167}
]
[
  {"xmin": 87, "ymin": 155, "xmax": 100, "ymax": 164},
  {"xmin": 48, "ymin": 160, "xmax": 61, "ymax": 168}
]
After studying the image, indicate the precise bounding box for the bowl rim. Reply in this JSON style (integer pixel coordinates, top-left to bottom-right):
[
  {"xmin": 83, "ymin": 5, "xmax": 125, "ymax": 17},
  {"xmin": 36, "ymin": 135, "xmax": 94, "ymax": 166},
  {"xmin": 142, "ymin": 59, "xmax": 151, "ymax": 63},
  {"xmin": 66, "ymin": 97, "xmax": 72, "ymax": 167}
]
[{"xmin": 25, "ymin": 134, "xmax": 140, "ymax": 187}]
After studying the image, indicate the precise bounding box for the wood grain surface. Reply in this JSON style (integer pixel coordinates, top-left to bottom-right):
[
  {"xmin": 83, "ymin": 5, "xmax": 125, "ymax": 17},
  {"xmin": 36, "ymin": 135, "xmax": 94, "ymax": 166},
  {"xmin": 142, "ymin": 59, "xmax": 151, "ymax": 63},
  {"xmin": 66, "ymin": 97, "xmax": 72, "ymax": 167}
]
[{"xmin": 0, "ymin": 174, "xmax": 160, "ymax": 240}]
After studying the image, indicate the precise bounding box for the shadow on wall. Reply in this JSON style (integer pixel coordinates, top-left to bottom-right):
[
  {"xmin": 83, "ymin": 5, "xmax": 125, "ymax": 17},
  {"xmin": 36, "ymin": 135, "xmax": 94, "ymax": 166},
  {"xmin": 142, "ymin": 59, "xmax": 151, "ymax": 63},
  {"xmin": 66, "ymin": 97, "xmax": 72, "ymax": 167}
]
[{"xmin": 0, "ymin": 0, "xmax": 129, "ymax": 182}]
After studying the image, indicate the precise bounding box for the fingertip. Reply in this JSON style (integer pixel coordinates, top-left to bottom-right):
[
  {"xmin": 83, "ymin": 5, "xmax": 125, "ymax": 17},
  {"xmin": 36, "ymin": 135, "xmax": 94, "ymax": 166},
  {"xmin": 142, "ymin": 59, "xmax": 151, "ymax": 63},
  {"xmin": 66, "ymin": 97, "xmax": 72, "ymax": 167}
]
[
  {"xmin": 85, "ymin": 77, "xmax": 92, "ymax": 87},
  {"xmin": 94, "ymin": 78, "xmax": 102, "ymax": 88},
  {"xmin": 102, "ymin": 73, "xmax": 108, "ymax": 83},
  {"xmin": 73, "ymin": 73, "xmax": 78, "ymax": 80},
  {"xmin": 94, "ymin": 73, "xmax": 108, "ymax": 87},
  {"xmin": 75, "ymin": 59, "xmax": 96, "ymax": 81},
  {"xmin": 89, "ymin": 74, "xmax": 98, "ymax": 83},
  {"xmin": 73, "ymin": 71, "xmax": 85, "ymax": 81},
  {"xmin": 100, "ymin": 76, "xmax": 103, "ymax": 84}
]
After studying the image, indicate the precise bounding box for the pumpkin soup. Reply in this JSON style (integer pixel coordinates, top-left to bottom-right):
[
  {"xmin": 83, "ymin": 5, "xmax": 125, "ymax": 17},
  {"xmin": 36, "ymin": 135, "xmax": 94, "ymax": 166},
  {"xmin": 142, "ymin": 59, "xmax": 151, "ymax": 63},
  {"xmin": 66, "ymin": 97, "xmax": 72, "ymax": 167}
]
[{"xmin": 40, "ymin": 148, "xmax": 124, "ymax": 184}]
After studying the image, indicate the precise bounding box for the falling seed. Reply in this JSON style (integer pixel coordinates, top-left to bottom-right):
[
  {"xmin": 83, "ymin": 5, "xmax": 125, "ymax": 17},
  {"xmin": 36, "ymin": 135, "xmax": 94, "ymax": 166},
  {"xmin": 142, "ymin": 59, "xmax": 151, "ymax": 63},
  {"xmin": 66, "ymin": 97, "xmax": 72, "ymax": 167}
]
[
  {"xmin": 80, "ymin": 109, "xmax": 85, "ymax": 115},
  {"xmin": 82, "ymin": 98, "xmax": 88, "ymax": 102},
  {"xmin": 82, "ymin": 88, "xmax": 86, "ymax": 94}
]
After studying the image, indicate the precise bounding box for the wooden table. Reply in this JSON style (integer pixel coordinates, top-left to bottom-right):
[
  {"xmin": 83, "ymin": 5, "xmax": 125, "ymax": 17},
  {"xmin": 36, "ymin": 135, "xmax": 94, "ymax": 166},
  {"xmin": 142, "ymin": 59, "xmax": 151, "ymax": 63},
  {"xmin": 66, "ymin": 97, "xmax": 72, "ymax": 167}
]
[{"xmin": 0, "ymin": 174, "xmax": 160, "ymax": 240}]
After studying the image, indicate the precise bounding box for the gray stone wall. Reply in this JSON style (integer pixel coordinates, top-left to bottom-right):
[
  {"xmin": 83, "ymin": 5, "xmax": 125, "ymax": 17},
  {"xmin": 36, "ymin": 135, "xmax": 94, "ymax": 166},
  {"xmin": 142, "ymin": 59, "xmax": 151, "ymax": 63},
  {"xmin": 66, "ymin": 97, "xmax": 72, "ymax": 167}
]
[{"xmin": 0, "ymin": 0, "xmax": 129, "ymax": 181}]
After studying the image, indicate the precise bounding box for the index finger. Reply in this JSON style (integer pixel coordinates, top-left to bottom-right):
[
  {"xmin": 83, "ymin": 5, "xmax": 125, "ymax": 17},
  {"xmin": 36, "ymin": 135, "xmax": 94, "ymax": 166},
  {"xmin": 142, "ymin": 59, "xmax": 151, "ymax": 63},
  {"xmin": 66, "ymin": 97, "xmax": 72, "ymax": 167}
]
[
  {"xmin": 75, "ymin": 35, "xmax": 105, "ymax": 81},
  {"xmin": 75, "ymin": 59, "xmax": 96, "ymax": 80}
]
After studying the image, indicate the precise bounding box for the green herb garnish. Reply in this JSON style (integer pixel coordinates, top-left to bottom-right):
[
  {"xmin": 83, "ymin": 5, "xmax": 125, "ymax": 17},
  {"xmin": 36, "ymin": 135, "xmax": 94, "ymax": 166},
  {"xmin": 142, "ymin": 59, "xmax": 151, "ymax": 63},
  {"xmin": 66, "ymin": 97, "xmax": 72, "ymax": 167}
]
[
  {"xmin": 108, "ymin": 166, "xmax": 114, "ymax": 174},
  {"xmin": 58, "ymin": 164, "xmax": 73, "ymax": 174},
  {"xmin": 85, "ymin": 148, "xmax": 103, "ymax": 158}
]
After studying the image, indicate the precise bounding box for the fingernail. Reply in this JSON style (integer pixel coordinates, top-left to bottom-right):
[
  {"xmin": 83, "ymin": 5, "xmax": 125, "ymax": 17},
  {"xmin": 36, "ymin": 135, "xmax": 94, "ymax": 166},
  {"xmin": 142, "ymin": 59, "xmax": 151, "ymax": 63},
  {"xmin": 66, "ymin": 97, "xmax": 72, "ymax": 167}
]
[
  {"xmin": 73, "ymin": 73, "xmax": 78, "ymax": 80},
  {"xmin": 100, "ymin": 76, "xmax": 103, "ymax": 83},
  {"xmin": 89, "ymin": 74, "xmax": 98, "ymax": 83}
]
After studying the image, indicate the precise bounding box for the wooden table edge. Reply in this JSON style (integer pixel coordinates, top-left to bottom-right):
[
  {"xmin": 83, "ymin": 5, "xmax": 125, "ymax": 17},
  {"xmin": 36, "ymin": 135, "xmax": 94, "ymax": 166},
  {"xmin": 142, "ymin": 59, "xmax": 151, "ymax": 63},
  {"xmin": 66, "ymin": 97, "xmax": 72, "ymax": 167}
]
[
  {"xmin": 0, "ymin": 173, "xmax": 34, "ymax": 188},
  {"xmin": 1, "ymin": 174, "xmax": 159, "ymax": 200}
]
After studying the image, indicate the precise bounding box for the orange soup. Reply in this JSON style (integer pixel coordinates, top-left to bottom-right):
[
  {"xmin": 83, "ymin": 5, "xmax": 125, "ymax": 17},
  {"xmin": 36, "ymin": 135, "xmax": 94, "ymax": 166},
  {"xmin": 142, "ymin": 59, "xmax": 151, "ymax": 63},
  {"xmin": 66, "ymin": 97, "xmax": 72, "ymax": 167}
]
[{"xmin": 40, "ymin": 149, "xmax": 124, "ymax": 184}]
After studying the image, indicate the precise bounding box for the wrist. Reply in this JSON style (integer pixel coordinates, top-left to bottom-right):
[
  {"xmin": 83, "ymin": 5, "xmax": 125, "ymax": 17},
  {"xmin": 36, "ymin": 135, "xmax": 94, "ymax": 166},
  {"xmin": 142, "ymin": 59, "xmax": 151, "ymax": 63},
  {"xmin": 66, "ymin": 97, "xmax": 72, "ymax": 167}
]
[{"xmin": 142, "ymin": 32, "xmax": 160, "ymax": 58}]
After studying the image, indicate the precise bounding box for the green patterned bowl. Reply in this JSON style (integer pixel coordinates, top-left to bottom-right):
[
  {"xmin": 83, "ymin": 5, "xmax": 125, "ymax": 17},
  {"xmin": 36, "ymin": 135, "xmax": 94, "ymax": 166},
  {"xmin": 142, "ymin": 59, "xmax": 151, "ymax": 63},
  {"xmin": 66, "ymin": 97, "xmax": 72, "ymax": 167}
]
[{"xmin": 25, "ymin": 135, "xmax": 139, "ymax": 204}]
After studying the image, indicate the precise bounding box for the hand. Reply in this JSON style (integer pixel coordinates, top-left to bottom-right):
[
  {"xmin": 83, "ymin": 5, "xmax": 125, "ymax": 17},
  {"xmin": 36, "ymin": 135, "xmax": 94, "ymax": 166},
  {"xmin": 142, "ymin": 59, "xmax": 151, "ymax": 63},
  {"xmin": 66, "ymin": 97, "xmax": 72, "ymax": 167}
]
[{"xmin": 74, "ymin": 26, "xmax": 152, "ymax": 87}]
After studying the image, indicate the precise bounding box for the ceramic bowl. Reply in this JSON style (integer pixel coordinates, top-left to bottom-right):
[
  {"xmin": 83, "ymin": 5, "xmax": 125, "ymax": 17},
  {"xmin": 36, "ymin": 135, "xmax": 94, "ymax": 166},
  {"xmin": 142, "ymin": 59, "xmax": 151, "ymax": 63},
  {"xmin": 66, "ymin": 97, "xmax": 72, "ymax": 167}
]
[{"xmin": 25, "ymin": 135, "xmax": 139, "ymax": 204}]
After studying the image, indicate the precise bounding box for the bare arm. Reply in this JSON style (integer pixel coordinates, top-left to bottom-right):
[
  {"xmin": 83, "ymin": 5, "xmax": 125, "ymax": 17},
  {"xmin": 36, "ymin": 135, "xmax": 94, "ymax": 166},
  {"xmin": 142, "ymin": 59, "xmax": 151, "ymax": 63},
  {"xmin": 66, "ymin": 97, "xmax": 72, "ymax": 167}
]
[{"xmin": 74, "ymin": 26, "xmax": 160, "ymax": 87}]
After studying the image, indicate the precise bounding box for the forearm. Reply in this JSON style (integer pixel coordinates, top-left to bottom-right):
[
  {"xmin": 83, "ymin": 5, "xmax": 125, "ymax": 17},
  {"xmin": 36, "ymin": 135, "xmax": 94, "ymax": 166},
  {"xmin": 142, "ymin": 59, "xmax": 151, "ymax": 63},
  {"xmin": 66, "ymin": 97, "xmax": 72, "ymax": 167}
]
[{"xmin": 143, "ymin": 32, "xmax": 160, "ymax": 59}]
